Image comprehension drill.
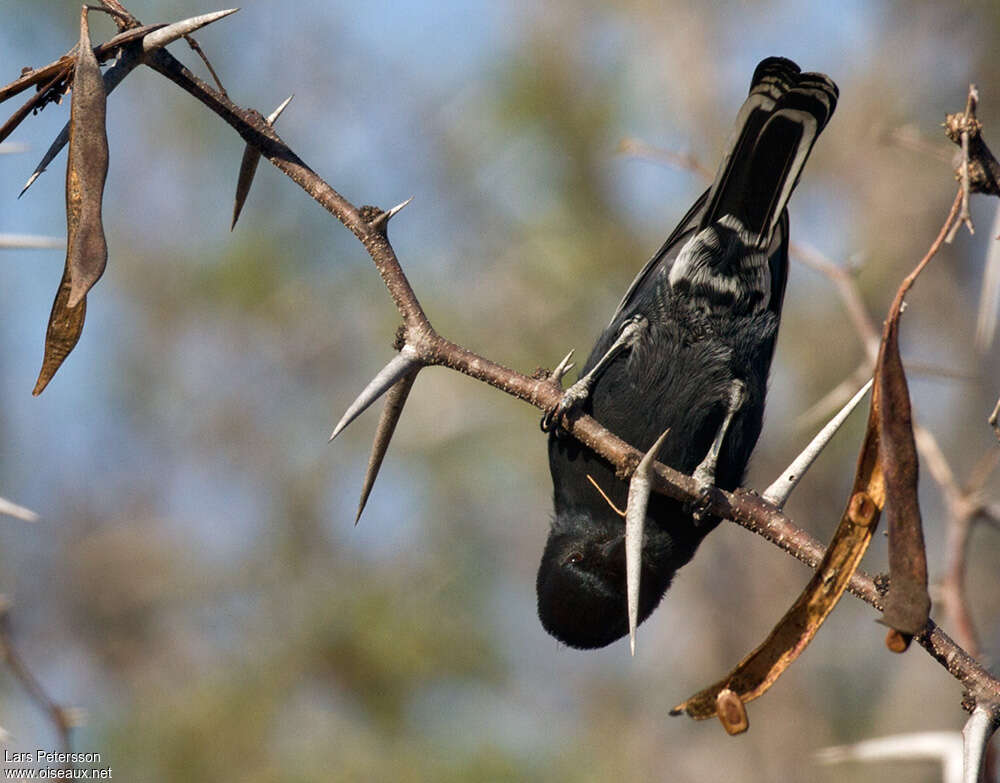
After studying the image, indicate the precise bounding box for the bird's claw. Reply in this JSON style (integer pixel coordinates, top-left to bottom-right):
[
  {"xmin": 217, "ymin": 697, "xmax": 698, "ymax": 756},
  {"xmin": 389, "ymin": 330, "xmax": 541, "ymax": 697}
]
[
  {"xmin": 687, "ymin": 484, "xmax": 712, "ymax": 525},
  {"xmin": 540, "ymin": 406, "xmax": 559, "ymax": 433},
  {"xmin": 687, "ymin": 477, "xmax": 715, "ymax": 526},
  {"xmin": 540, "ymin": 393, "xmax": 574, "ymax": 433},
  {"xmin": 541, "ymin": 380, "xmax": 589, "ymax": 433}
]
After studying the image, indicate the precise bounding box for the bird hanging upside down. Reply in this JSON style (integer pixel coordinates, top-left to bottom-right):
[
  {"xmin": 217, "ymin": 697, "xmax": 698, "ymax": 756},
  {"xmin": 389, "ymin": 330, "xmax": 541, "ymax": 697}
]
[{"xmin": 537, "ymin": 57, "xmax": 838, "ymax": 649}]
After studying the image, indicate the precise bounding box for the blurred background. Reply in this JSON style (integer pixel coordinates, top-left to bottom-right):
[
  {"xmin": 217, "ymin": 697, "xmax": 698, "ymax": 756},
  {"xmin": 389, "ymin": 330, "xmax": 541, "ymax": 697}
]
[{"xmin": 2, "ymin": 1, "xmax": 999, "ymax": 780}]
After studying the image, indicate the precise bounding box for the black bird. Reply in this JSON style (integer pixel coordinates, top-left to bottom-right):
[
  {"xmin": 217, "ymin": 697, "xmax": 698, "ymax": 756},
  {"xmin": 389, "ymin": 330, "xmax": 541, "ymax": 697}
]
[{"xmin": 537, "ymin": 57, "xmax": 838, "ymax": 649}]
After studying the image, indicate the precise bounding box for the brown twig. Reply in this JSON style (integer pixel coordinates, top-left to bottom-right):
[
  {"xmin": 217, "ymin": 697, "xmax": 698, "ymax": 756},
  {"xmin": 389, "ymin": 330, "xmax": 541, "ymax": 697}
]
[
  {"xmin": 897, "ymin": 189, "xmax": 963, "ymax": 303},
  {"xmin": 0, "ymin": 56, "xmax": 76, "ymax": 105},
  {"xmin": 618, "ymin": 136, "xmax": 715, "ymax": 181},
  {"xmin": 917, "ymin": 426, "xmax": 982, "ymax": 656},
  {"xmin": 885, "ymin": 123, "xmax": 954, "ymax": 163},
  {"xmin": 98, "ymin": 0, "xmax": 134, "ymax": 26},
  {"xmin": 0, "ymin": 23, "xmax": 165, "ymax": 105},
  {"xmin": 183, "ymin": 35, "xmax": 226, "ymax": 96},
  {"xmin": 0, "ymin": 601, "xmax": 74, "ymax": 757},
  {"xmin": 945, "ymin": 86, "xmax": 978, "ymax": 243},
  {"xmin": 791, "ymin": 241, "xmax": 881, "ymax": 360},
  {"xmin": 87, "ymin": 3, "xmax": 131, "ymax": 26},
  {"xmin": 0, "ymin": 68, "xmax": 69, "ymax": 146}
]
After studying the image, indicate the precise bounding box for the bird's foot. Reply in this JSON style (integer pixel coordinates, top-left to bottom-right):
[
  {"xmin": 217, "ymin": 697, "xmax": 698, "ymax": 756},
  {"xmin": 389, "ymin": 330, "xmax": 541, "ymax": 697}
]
[
  {"xmin": 687, "ymin": 471, "xmax": 716, "ymax": 526},
  {"xmin": 541, "ymin": 378, "xmax": 590, "ymax": 432}
]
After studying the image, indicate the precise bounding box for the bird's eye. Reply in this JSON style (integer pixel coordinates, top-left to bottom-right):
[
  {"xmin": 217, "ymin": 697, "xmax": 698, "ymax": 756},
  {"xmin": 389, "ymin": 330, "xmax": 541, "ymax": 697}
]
[{"xmin": 564, "ymin": 551, "xmax": 584, "ymax": 566}]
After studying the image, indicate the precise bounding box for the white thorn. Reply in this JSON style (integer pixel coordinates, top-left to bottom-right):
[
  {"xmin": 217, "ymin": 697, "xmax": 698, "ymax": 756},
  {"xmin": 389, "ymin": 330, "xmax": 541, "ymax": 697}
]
[
  {"xmin": 18, "ymin": 170, "xmax": 43, "ymax": 198},
  {"xmin": 0, "ymin": 497, "xmax": 39, "ymax": 522},
  {"xmin": 329, "ymin": 346, "xmax": 421, "ymax": 441},
  {"xmin": 624, "ymin": 428, "xmax": 670, "ymax": 656},
  {"xmin": 816, "ymin": 731, "xmax": 964, "ymax": 783},
  {"xmin": 355, "ymin": 369, "xmax": 418, "ymax": 525},
  {"xmin": 0, "ymin": 234, "xmax": 65, "ymax": 249},
  {"xmin": 142, "ymin": 8, "xmax": 240, "ymax": 52},
  {"xmin": 370, "ymin": 196, "xmax": 415, "ymax": 230},
  {"xmin": 962, "ymin": 705, "xmax": 1000, "ymax": 783},
  {"xmin": 974, "ymin": 200, "xmax": 1000, "ymax": 353},
  {"xmin": 266, "ymin": 94, "xmax": 294, "ymax": 125},
  {"xmin": 763, "ymin": 378, "xmax": 873, "ymax": 509},
  {"xmin": 385, "ymin": 196, "xmax": 414, "ymax": 219}
]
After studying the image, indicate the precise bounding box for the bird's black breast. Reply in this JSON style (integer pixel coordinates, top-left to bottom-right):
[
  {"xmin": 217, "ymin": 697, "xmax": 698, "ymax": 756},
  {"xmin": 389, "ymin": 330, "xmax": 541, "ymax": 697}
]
[{"xmin": 549, "ymin": 288, "xmax": 778, "ymax": 526}]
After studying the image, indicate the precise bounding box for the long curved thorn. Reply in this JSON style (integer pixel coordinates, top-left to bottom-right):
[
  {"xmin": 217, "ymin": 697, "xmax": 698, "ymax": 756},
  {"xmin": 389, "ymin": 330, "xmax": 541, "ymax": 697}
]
[
  {"xmin": 329, "ymin": 346, "xmax": 421, "ymax": 442},
  {"xmin": 141, "ymin": 9, "xmax": 240, "ymax": 52},
  {"xmin": 369, "ymin": 197, "xmax": 413, "ymax": 231},
  {"xmin": 231, "ymin": 95, "xmax": 295, "ymax": 230},
  {"xmin": 624, "ymin": 428, "xmax": 670, "ymax": 656},
  {"xmin": 231, "ymin": 143, "xmax": 261, "ymax": 230},
  {"xmin": 355, "ymin": 368, "xmax": 419, "ymax": 524},
  {"xmin": 962, "ymin": 705, "xmax": 1000, "ymax": 783},
  {"xmin": 762, "ymin": 378, "xmax": 873, "ymax": 509}
]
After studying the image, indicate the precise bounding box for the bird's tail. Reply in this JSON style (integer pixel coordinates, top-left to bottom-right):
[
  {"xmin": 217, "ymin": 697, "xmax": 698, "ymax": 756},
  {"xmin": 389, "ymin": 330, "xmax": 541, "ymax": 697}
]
[{"xmin": 699, "ymin": 57, "xmax": 838, "ymax": 247}]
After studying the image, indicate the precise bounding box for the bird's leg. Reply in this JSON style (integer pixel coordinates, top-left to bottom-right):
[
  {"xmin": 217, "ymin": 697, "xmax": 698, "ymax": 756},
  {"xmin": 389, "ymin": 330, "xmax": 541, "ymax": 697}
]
[
  {"xmin": 690, "ymin": 379, "xmax": 746, "ymax": 521},
  {"xmin": 541, "ymin": 315, "xmax": 648, "ymax": 431}
]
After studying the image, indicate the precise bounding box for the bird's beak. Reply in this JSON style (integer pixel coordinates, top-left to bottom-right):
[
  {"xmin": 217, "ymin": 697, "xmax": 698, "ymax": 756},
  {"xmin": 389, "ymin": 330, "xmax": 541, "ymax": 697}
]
[{"xmin": 599, "ymin": 535, "xmax": 626, "ymax": 562}]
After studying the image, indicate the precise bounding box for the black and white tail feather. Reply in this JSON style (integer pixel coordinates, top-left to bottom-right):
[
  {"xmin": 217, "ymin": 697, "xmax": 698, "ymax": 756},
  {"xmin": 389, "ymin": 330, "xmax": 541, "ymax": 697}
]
[{"xmin": 615, "ymin": 57, "xmax": 838, "ymax": 325}]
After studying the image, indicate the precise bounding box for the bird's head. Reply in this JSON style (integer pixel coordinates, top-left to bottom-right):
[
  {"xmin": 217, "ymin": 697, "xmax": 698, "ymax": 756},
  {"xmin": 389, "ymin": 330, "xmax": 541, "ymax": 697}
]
[{"xmin": 536, "ymin": 509, "xmax": 676, "ymax": 649}]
